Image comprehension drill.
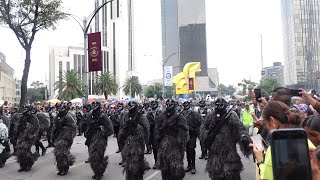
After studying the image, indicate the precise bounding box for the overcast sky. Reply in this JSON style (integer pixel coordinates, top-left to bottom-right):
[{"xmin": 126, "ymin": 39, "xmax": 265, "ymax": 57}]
[{"xmin": 0, "ymin": 0, "xmax": 283, "ymax": 87}]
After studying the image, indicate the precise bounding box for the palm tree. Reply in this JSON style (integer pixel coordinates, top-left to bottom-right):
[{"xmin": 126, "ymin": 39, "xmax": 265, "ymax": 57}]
[
  {"xmin": 95, "ymin": 72, "xmax": 119, "ymax": 99},
  {"xmin": 54, "ymin": 70, "xmax": 84, "ymax": 101},
  {"xmin": 123, "ymin": 76, "xmax": 142, "ymax": 98}
]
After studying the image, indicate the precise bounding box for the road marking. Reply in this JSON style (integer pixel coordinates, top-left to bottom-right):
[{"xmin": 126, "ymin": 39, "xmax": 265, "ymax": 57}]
[{"xmin": 145, "ymin": 170, "xmax": 161, "ymax": 180}]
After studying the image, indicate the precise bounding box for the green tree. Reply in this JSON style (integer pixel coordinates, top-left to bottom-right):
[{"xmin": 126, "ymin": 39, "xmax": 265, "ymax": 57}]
[
  {"xmin": 144, "ymin": 83, "xmax": 162, "ymax": 99},
  {"xmin": 54, "ymin": 70, "xmax": 84, "ymax": 101},
  {"xmin": 227, "ymin": 85, "xmax": 236, "ymax": 95},
  {"xmin": 259, "ymin": 77, "xmax": 280, "ymax": 97},
  {"xmin": 238, "ymin": 79, "xmax": 257, "ymax": 95},
  {"xmin": 27, "ymin": 80, "xmax": 45, "ymax": 103},
  {"xmin": 219, "ymin": 83, "xmax": 236, "ymax": 95},
  {"xmin": 0, "ymin": 0, "xmax": 66, "ymax": 109},
  {"xmin": 95, "ymin": 72, "xmax": 119, "ymax": 100},
  {"xmin": 165, "ymin": 86, "xmax": 175, "ymax": 98},
  {"xmin": 123, "ymin": 76, "xmax": 142, "ymax": 98}
]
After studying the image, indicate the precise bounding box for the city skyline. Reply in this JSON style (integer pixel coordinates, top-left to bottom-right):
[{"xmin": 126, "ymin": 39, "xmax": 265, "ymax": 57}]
[{"xmin": 0, "ymin": 0, "xmax": 283, "ymax": 87}]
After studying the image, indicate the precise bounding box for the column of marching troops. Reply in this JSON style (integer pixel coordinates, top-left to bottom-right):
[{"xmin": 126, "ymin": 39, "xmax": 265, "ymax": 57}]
[{"xmin": 0, "ymin": 98, "xmax": 253, "ymax": 180}]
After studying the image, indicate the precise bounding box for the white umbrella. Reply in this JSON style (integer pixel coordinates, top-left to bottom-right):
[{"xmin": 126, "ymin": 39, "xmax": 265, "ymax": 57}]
[{"xmin": 70, "ymin": 98, "xmax": 82, "ymax": 103}]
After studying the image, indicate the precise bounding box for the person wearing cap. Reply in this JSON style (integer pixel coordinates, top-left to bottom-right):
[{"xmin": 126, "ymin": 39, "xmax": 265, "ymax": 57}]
[{"xmin": 241, "ymin": 102, "xmax": 255, "ymax": 136}]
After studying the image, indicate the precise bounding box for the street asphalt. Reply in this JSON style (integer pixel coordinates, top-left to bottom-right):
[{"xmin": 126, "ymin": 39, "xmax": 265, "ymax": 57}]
[{"xmin": 0, "ymin": 135, "xmax": 257, "ymax": 180}]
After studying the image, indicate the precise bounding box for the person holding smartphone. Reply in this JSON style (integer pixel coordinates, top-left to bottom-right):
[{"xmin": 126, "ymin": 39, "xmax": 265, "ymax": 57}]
[{"xmin": 250, "ymin": 101, "xmax": 320, "ymax": 180}]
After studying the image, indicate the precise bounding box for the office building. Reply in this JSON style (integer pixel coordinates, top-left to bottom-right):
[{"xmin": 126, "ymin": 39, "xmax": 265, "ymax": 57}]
[
  {"xmin": 93, "ymin": 0, "xmax": 139, "ymax": 98},
  {"xmin": 161, "ymin": 0, "xmax": 207, "ymax": 76},
  {"xmin": 281, "ymin": 0, "xmax": 320, "ymax": 89},
  {"xmin": 262, "ymin": 62, "xmax": 285, "ymax": 86},
  {"xmin": 0, "ymin": 51, "xmax": 16, "ymax": 104},
  {"xmin": 48, "ymin": 46, "xmax": 84, "ymax": 99}
]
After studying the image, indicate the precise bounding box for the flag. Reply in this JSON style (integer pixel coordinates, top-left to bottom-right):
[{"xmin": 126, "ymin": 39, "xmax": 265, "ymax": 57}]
[
  {"xmin": 88, "ymin": 32, "xmax": 102, "ymax": 72},
  {"xmin": 189, "ymin": 78, "xmax": 194, "ymax": 91}
]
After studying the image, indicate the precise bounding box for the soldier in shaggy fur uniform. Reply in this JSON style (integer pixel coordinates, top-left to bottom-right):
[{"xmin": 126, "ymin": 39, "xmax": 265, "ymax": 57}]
[
  {"xmin": 146, "ymin": 100, "xmax": 162, "ymax": 169},
  {"xmin": 118, "ymin": 101, "xmax": 150, "ymax": 180},
  {"xmin": 34, "ymin": 107, "xmax": 49, "ymax": 156},
  {"xmin": 86, "ymin": 102, "xmax": 114, "ymax": 180},
  {"xmin": 181, "ymin": 100, "xmax": 202, "ymax": 174},
  {"xmin": 52, "ymin": 104, "xmax": 77, "ymax": 176},
  {"xmin": 14, "ymin": 105, "xmax": 40, "ymax": 172},
  {"xmin": 155, "ymin": 99, "xmax": 189, "ymax": 180},
  {"xmin": 200, "ymin": 98, "xmax": 252, "ymax": 180}
]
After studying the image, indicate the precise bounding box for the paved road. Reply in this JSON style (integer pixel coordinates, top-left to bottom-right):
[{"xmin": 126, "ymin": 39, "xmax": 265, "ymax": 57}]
[{"xmin": 0, "ymin": 135, "xmax": 256, "ymax": 180}]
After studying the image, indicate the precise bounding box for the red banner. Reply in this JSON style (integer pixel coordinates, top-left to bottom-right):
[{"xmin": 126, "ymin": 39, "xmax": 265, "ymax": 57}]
[
  {"xmin": 88, "ymin": 32, "xmax": 102, "ymax": 72},
  {"xmin": 189, "ymin": 78, "xmax": 194, "ymax": 90}
]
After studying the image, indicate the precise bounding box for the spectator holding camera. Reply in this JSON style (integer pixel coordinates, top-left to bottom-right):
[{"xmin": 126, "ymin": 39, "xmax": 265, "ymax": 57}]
[{"xmin": 251, "ymin": 101, "xmax": 320, "ymax": 180}]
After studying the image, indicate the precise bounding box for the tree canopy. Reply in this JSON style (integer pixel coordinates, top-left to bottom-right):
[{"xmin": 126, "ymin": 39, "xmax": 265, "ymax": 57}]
[
  {"xmin": 95, "ymin": 72, "xmax": 119, "ymax": 99},
  {"xmin": 123, "ymin": 76, "xmax": 142, "ymax": 98},
  {"xmin": 259, "ymin": 77, "xmax": 280, "ymax": 97},
  {"xmin": 0, "ymin": 0, "xmax": 66, "ymax": 109}
]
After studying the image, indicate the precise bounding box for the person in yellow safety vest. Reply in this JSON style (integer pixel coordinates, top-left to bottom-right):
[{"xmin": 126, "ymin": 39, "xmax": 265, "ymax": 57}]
[{"xmin": 241, "ymin": 102, "xmax": 255, "ymax": 136}]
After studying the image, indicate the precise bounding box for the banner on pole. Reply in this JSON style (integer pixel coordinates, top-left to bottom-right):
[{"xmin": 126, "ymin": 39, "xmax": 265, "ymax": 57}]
[
  {"xmin": 189, "ymin": 78, "xmax": 194, "ymax": 90},
  {"xmin": 88, "ymin": 32, "xmax": 102, "ymax": 72},
  {"xmin": 164, "ymin": 66, "xmax": 173, "ymax": 86}
]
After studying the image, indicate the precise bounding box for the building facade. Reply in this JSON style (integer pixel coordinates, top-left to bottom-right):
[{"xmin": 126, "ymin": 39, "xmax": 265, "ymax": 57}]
[
  {"xmin": 161, "ymin": 0, "xmax": 208, "ymax": 76},
  {"xmin": 281, "ymin": 0, "xmax": 320, "ymax": 90},
  {"xmin": 262, "ymin": 62, "xmax": 285, "ymax": 87},
  {"xmin": 15, "ymin": 79, "xmax": 21, "ymax": 104},
  {"xmin": 92, "ymin": 0, "xmax": 137, "ymax": 99},
  {"xmin": 0, "ymin": 52, "xmax": 16, "ymax": 104},
  {"xmin": 48, "ymin": 46, "xmax": 84, "ymax": 99}
]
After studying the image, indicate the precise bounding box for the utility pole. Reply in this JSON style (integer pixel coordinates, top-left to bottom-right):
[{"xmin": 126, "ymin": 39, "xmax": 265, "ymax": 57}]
[
  {"xmin": 162, "ymin": 52, "xmax": 181, "ymax": 99},
  {"xmin": 68, "ymin": 0, "xmax": 114, "ymax": 104}
]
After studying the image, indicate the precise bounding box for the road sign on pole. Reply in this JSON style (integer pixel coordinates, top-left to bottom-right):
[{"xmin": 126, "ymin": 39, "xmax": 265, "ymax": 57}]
[{"xmin": 164, "ymin": 66, "xmax": 173, "ymax": 86}]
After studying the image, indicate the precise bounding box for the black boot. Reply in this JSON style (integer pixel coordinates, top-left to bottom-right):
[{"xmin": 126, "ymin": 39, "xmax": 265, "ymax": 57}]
[
  {"xmin": 199, "ymin": 154, "xmax": 205, "ymax": 159},
  {"xmin": 152, "ymin": 164, "xmax": 157, "ymax": 169},
  {"xmin": 191, "ymin": 149, "xmax": 196, "ymax": 174},
  {"xmin": 41, "ymin": 148, "xmax": 47, "ymax": 156},
  {"xmin": 185, "ymin": 160, "xmax": 192, "ymax": 172}
]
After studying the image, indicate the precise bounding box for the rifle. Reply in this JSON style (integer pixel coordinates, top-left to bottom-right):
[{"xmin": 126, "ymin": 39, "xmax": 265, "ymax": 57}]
[{"xmin": 203, "ymin": 106, "xmax": 235, "ymax": 148}]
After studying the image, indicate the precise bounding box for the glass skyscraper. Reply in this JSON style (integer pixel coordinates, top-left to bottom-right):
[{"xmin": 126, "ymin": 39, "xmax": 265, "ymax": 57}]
[
  {"xmin": 161, "ymin": 0, "xmax": 208, "ymax": 76},
  {"xmin": 281, "ymin": 0, "xmax": 320, "ymax": 90}
]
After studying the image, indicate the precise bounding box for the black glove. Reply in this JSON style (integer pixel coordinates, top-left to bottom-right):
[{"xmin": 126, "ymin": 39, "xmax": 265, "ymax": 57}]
[{"xmin": 240, "ymin": 134, "xmax": 252, "ymax": 147}]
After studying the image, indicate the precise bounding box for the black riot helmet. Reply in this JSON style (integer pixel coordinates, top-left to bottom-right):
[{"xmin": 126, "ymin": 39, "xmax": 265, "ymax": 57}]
[
  {"xmin": 22, "ymin": 105, "xmax": 32, "ymax": 116},
  {"xmin": 151, "ymin": 100, "xmax": 159, "ymax": 110},
  {"xmin": 58, "ymin": 104, "xmax": 68, "ymax": 117},
  {"xmin": 214, "ymin": 98, "xmax": 228, "ymax": 115},
  {"xmin": 165, "ymin": 99, "xmax": 177, "ymax": 117},
  {"xmin": 86, "ymin": 104, "xmax": 92, "ymax": 112},
  {"xmin": 199, "ymin": 100, "xmax": 206, "ymax": 108},
  {"xmin": 117, "ymin": 103, "xmax": 123, "ymax": 111},
  {"xmin": 182, "ymin": 101, "xmax": 191, "ymax": 110},
  {"xmin": 128, "ymin": 101, "xmax": 138, "ymax": 113},
  {"xmin": 92, "ymin": 102, "xmax": 101, "ymax": 116},
  {"xmin": 30, "ymin": 106, "xmax": 38, "ymax": 114}
]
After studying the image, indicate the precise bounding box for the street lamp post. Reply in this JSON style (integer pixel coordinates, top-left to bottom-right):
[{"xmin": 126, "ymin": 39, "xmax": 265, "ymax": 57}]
[
  {"xmin": 162, "ymin": 52, "xmax": 181, "ymax": 99},
  {"xmin": 67, "ymin": 0, "xmax": 114, "ymax": 104}
]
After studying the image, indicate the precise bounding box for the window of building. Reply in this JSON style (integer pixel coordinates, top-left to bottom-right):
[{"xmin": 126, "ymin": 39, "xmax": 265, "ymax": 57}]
[
  {"xmin": 66, "ymin": 62, "xmax": 70, "ymax": 72},
  {"xmin": 59, "ymin": 61, "xmax": 63, "ymax": 91},
  {"xmin": 117, "ymin": 0, "xmax": 120, "ymax": 17},
  {"xmin": 113, "ymin": 22, "xmax": 116, "ymax": 77},
  {"xmin": 110, "ymin": 0, "xmax": 113, "ymax": 19},
  {"xmin": 73, "ymin": 54, "xmax": 77, "ymax": 70}
]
